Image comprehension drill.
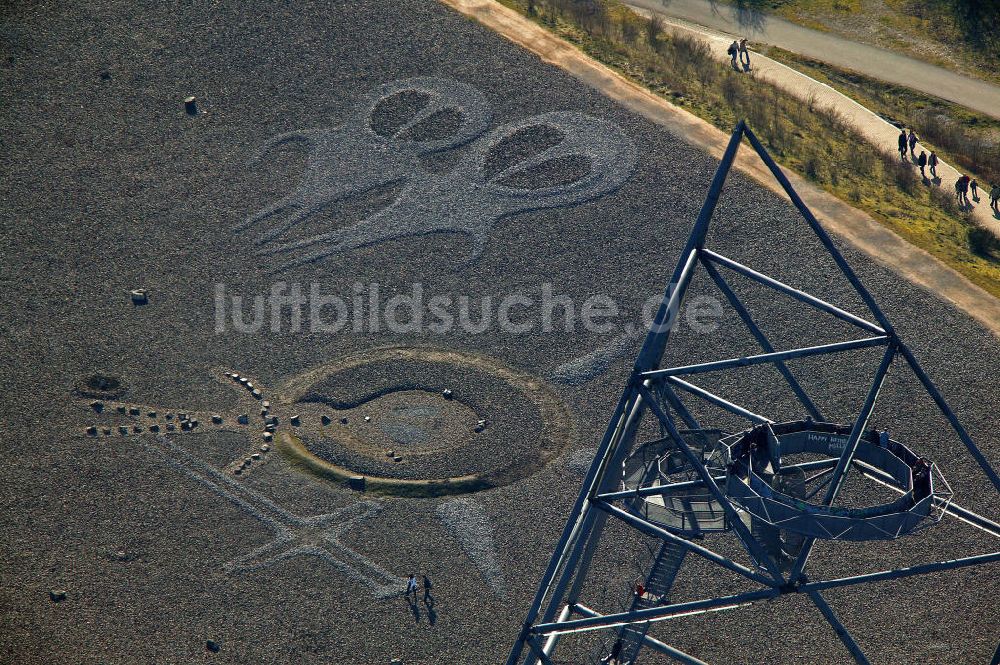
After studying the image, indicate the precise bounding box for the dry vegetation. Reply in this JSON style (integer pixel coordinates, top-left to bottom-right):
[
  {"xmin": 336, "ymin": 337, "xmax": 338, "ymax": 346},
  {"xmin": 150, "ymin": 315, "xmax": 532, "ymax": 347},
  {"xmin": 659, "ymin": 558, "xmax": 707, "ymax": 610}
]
[{"xmin": 500, "ymin": 0, "xmax": 1000, "ymax": 293}]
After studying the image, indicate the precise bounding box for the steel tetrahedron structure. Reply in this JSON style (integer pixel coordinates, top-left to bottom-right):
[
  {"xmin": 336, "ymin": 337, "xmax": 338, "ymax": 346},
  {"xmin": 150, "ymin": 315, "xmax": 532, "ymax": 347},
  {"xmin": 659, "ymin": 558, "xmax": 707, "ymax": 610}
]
[{"xmin": 508, "ymin": 122, "xmax": 1000, "ymax": 665}]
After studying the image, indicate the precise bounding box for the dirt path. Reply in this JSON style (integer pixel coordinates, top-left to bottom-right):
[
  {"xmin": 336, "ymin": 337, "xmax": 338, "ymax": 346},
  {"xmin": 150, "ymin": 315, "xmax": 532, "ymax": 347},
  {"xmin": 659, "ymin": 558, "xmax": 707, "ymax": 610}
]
[
  {"xmin": 438, "ymin": 0, "xmax": 1000, "ymax": 338},
  {"xmin": 627, "ymin": 0, "xmax": 1000, "ymax": 121},
  {"xmin": 626, "ymin": 3, "xmax": 1000, "ymax": 238}
]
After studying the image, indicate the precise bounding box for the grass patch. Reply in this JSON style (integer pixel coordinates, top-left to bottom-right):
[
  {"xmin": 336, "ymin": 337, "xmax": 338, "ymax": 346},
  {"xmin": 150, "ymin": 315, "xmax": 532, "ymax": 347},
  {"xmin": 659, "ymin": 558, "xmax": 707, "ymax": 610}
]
[{"xmin": 494, "ymin": 0, "xmax": 1000, "ymax": 297}]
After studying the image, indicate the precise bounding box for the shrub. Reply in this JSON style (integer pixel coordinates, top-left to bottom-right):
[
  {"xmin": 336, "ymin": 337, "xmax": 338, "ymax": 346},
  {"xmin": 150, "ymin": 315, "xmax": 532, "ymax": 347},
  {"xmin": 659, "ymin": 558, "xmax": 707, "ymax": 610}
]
[
  {"xmin": 646, "ymin": 14, "xmax": 664, "ymax": 48},
  {"xmin": 969, "ymin": 226, "xmax": 1000, "ymax": 257}
]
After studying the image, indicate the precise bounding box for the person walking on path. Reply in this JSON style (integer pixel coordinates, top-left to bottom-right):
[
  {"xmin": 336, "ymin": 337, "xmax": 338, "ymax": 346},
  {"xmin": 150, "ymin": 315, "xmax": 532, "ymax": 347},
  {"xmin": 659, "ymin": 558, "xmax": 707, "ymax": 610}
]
[
  {"xmin": 897, "ymin": 130, "xmax": 908, "ymax": 162},
  {"xmin": 907, "ymin": 129, "xmax": 918, "ymax": 159},
  {"xmin": 956, "ymin": 175, "xmax": 970, "ymax": 206},
  {"xmin": 405, "ymin": 573, "xmax": 419, "ymax": 602},
  {"xmin": 991, "ymin": 183, "xmax": 1000, "ymax": 213},
  {"xmin": 727, "ymin": 40, "xmax": 739, "ymax": 69},
  {"xmin": 917, "ymin": 150, "xmax": 927, "ymax": 178},
  {"xmin": 422, "ymin": 574, "xmax": 434, "ymax": 605},
  {"xmin": 971, "ymin": 178, "xmax": 979, "ymax": 201},
  {"xmin": 929, "ymin": 151, "xmax": 939, "ymax": 178},
  {"xmin": 739, "ymin": 38, "xmax": 750, "ymax": 70}
]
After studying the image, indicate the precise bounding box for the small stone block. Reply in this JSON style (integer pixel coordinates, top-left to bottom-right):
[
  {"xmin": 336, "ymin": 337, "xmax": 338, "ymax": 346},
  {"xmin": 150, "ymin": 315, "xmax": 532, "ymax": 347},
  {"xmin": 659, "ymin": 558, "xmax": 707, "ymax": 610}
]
[
  {"xmin": 261, "ymin": 401, "xmax": 270, "ymax": 409},
  {"xmin": 393, "ymin": 455, "xmax": 403, "ymax": 462},
  {"xmin": 442, "ymin": 389, "xmax": 453, "ymax": 399},
  {"xmin": 290, "ymin": 415, "xmax": 300, "ymax": 427},
  {"xmin": 363, "ymin": 416, "xmax": 371, "ymax": 423},
  {"xmin": 86, "ymin": 426, "xmax": 98, "ymax": 436},
  {"xmin": 205, "ymin": 639, "xmax": 220, "ymax": 653},
  {"xmin": 262, "ymin": 432, "xmax": 273, "ymax": 442},
  {"xmin": 321, "ymin": 415, "xmax": 331, "ymax": 425},
  {"xmin": 147, "ymin": 411, "xmax": 156, "ymax": 418},
  {"xmin": 130, "ymin": 289, "xmax": 148, "ymax": 305},
  {"xmin": 166, "ymin": 423, "xmax": 176, "ymax": 432},
  {"xmin": 149, "ymin": 424, "xmax": 160, "ymax": 433},
  {"xmin": 251, "ymin": 453, "xmax": 261, "ymax": 461},
  {"xmin": 237, "ymin": 414, "xmax": 249, "ymax": 425},
  {"xmin": 103, "ymin": 428, "xmax": 112, "ymax": 435},
  {"xmin": 133, "ymin": 425, "xmax": 143, "ymax": 433},
  {"xmin": 211, "ymin": 414, "xmax": 222, "ymax": 424},
  {"xmin": 128, "ymin": 407, "xmax": 140, "ymax": 416},
  {"xmin": 251, "ymin": 389, "xmax": 262, "ymax": 399},
  {"xmin": 340, "ymin": 417, "xmax": 348, "ymax": 424},
  {"xmin": 260, "ymin": 444, "xmax": 270, "ymax": 452},
  {"xmin": 49, "ymin": 590, "xmax": 67, "ymax": 603},
  {"xmin": 90, "ymin": 401, "xmax": 104, "ymax": 412},
  {"xmin": 348, "ymin": 476, "xmax": 366, "ymax": 491},
  {"xmin": 118, "ymin": 426, "xmax": 129, "ymax": 435},
  {"xmin": 116, "ymin": 405, "xmax": 126, "ymax": 414}
]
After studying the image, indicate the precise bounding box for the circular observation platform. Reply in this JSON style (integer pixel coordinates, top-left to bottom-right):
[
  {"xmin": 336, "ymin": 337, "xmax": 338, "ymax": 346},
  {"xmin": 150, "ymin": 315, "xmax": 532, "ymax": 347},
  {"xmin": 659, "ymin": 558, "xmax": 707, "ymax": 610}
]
[
  {"xmin": 722, "ymin": 420, "xmax": 945, "ymax": 541},
  {"xmin": 620, "ymin": 421, "xmax": 948, "ymax": 542}
]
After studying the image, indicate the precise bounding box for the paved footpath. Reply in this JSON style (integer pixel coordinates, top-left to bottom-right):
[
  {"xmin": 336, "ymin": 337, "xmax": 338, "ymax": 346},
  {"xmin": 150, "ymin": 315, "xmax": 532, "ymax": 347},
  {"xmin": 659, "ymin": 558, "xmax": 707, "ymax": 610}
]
[
  {"xmin": 627, "ymin": 4, "xmax": 1000, "ymax": 237},
  {"xmin": 439, "ymin": 0, "xmax": 1000, "ymax": 337},
  {"xmin": 627, "ymin": 0, "xmax": 1000, "ymax": 121}
]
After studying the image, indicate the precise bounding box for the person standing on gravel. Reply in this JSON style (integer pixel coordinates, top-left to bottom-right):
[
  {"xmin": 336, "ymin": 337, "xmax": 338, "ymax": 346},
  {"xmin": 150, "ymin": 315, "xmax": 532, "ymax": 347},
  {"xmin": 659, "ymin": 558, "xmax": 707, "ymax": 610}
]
[
  {"xmin": 739, "ymin": 38, "xmax": 750, "ymax": 70},
  {"xmin": 422, "ymin": 574, "xmax": 434, "ymax": 605},
  {"xmin": 907, "ymin": 129, "xmax": 918, "ymax": 158},
  {"xmin": 970, "ymin": 178, "xmax": 979, "ymax": 201},
  {"xmin": 897, "ymin": 130, "xmax": 908, "ymax": 162},
  {"xmin": 929, "ymin": 151, "xmax": 939, "ymax": 178},
  {"xmin": 917, "ymin": 151, "xmax": 928, "ymax": 178},
  {"xmin": 990, "ymin": 183, "xmax": 1000, "ymax": 213},
  {"xmin": 405, "ymin": 573, "xmax": 418, "ymax": 601}
]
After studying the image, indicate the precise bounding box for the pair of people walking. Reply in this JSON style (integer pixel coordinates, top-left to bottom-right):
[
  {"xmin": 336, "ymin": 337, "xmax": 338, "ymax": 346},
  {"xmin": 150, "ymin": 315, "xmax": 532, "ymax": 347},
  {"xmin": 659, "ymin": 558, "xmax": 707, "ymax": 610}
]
[
  {"xmin": 405, "ymin": 573, "xmax": 433, "ymax": 604},
  {"xmin": 727, "ymin": 38, "xmax": 750, "ymax": 70},
  {"xmin": 898, "ymin": 129, "xmax": 919, "ymax": 161},
  {"xmin": 955, "ymin": 174, "xmax": 973, "ymax": 206}
]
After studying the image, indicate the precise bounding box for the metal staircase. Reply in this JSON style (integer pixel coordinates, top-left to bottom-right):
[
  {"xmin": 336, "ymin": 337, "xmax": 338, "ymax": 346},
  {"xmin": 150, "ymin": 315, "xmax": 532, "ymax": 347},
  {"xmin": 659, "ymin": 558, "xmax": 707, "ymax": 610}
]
[{"xmin": 607, "ymin": 540, "xmax": 688, "ymax": 664}]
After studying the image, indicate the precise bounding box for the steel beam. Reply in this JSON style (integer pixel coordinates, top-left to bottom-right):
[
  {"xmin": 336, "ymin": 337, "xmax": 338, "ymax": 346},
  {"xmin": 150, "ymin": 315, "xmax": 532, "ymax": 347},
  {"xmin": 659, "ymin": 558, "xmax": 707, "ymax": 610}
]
[
  {"xmin": 799, "ymin": 551, "xmax": 1000, "ymax": 592},
  {"xmin": 507, "ymin": 384, "xmax": 638, "ymax": 665},
  {"xmin": 742, "ymin": 126, "xmax": 897, "ymax": 335},
  {"xmin": 897, "ymin": 343, "xmax": 1000, "ymax": 492},
  {"xmin": 702, "ymin": 258, "xmax": 823, "ymax": 420},
  {"xmin": 641, "ymin": 385, "xmax": 786, "ymax": 583},
  {"xmin": 643, "ymin": 336, "xmax": 889, "ymax": 379},
  {"xmin": 596, "ymin": 500, "xmax": 774, "ymax": 586},
  {"xmin": 808, "ymin": 590, "xmax": 871, "ymax": 665},
  {"xmin": 666, "ymin": 377, "xmax": 772, "ymax": 424},
  {"xmin": 573, "ymin": 604, "xmax": 710, "ymax": 665},
  {"xmin": 532, "ymin": 589, "xmax": 778, "ymax": 635},
  {"xmin": 789, "ymin": 344, "xmax": 896, "ymax": 583},
  {"xmin": 636, "ymin": 121, "xmax": 746, "ymax": 370},
  {"xmin": 701, "ymin": 249, "xmax": 884, "ymax": 336}
]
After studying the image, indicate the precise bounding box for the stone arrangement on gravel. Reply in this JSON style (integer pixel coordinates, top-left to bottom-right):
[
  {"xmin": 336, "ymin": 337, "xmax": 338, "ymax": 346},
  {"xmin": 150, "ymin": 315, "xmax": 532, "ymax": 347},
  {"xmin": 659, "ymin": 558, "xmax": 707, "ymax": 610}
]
[{"xmin": 3, "ymin": 0, "xmax": 999, "ymax": 663}]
